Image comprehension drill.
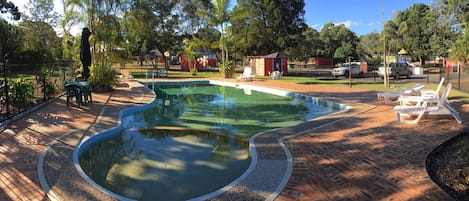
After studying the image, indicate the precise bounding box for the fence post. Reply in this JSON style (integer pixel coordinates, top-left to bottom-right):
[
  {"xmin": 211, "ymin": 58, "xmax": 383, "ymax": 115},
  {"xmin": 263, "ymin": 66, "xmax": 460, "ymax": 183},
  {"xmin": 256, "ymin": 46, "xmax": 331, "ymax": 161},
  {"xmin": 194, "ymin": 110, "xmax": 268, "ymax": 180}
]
[
  {"xmin": 459, "ymin": 64, "xmax": 461, "ymax": 90},
  {"xmin": 43, "ymin": 72, "xmax": 47, "ymax": 102},
  {"xmin": 1, "ymin": 54, "xmax": 10, "ymax": 118}
]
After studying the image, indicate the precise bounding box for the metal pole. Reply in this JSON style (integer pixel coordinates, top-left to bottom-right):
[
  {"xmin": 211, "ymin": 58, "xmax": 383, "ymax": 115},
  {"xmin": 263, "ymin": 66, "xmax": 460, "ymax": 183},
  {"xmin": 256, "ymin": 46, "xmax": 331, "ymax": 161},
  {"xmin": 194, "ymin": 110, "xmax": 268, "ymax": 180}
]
[
  {"xmin": 348, "ymin": 57, "xmax": 352, "ymax": 88},
  {"xmin": 427, "ymin": 66, "xmax": 430, "ymax": 84},
  {"xmin": 458, "ymin": 64, "xmax": 461, "ymax": 90},
  {"xmin": 2, "ymin": 54, "xmax": 9, "ymax": 117},
  {"xmin": 382, "ymin": 0, "xmax": 388, "ymax": 87},
  {"xmin": 441, "ymin": 59, "xmax": 444, "ymax": 84}
]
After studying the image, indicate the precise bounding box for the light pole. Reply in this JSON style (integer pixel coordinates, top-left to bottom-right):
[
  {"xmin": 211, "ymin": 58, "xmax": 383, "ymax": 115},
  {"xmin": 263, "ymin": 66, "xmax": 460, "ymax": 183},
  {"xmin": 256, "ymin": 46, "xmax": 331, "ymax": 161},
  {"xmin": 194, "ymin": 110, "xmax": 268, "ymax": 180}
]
[{"xmin": 382, "ymin": 0, "xmax": 389, "ymax": 87}]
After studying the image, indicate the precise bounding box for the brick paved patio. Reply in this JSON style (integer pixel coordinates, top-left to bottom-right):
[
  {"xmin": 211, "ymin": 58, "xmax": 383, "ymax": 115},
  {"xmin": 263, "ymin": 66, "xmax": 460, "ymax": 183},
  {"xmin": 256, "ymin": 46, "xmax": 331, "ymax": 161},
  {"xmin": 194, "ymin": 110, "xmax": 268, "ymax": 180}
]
[{"xmin": 0, "ymin": 79, "xmax": 466, "ymax": 201}]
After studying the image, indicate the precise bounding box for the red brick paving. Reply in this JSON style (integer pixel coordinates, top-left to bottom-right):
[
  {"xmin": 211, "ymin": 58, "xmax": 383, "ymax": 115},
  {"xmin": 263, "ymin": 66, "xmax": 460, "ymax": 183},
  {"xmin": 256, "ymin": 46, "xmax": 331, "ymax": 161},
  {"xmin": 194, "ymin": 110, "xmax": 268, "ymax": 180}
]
[{"xmin": 0, "ymin": 78, "xmax": 466, "ymax": 201}]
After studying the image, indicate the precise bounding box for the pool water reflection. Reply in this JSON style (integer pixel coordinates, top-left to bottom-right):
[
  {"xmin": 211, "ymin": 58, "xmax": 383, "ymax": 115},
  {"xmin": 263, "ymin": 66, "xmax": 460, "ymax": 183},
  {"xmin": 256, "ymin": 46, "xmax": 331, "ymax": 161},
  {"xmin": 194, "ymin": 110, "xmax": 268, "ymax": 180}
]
[{"xmin": 79, "ymin": 83, "xmax": 338, "ymax": 201}]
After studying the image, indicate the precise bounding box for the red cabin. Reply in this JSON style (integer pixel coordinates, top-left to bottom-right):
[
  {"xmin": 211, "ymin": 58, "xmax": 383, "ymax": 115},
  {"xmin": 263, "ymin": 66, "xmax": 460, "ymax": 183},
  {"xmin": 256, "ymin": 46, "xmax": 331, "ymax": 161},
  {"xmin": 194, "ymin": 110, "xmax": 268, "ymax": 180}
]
[
  {"xmin": 315, "ymin": 56, "xmax": 333, "ymax": 67},
  {"xmin": 250, "ymin": 52, "xmax": 289, "ymax": 76},
  {"xmin": 444, "ymin": 58, "xmax": 463, "ymax": 74},
  {"xmin": 180, "ymin": 50, "xmax": 218, "ymax": 71}
]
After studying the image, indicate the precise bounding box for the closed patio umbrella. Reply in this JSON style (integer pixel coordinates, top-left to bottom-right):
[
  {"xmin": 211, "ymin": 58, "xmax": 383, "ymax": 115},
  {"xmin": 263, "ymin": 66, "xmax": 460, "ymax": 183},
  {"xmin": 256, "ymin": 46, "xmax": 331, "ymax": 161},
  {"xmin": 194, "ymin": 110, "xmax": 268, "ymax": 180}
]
[{"xmin": 80, "ymin": 27, "xmax": 92, "ymax": 80}]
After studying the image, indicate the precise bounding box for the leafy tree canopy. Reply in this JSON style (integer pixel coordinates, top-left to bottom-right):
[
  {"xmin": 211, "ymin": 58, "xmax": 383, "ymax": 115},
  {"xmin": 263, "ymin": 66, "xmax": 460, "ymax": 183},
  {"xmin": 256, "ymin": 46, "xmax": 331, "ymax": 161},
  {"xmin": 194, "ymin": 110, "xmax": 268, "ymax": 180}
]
[
  {"xmin": 319, "ymin": 22, "xmax": 358, "ymax": 58},
  {"xmin": 357, "ymin": 31, "xmax": 382, "ymax": 64},
  {"xmin": 383, "ymin": 3, "xmax": 434, "ymax": 65},
  {"xmin": 285, "ymin": 26, "xmax": 322, "ymax": 63},
  {"xmin": 232, "ymin": 0, "xmax": 305, "ymax": 55},
  {"xmin": 0, "ymin": 0, "xmax": 20, "ymax": 20}
]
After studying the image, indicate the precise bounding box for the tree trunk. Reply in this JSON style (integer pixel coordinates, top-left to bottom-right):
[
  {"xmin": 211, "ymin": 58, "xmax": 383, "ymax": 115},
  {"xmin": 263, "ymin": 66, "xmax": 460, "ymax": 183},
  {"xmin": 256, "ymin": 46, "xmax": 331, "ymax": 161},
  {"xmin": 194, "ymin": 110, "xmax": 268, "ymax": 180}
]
[{"xmin": 419, "ymin": 57, "xmax": 425, "ymax": 66}]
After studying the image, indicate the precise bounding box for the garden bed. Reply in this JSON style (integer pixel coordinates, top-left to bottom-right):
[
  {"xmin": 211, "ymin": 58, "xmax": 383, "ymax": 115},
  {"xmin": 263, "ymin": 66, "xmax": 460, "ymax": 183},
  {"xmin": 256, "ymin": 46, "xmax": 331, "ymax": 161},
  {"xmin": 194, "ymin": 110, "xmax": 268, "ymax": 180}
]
[{"xmin": 427, "ymin": 132, "xmax": 469, "ymax": 201}]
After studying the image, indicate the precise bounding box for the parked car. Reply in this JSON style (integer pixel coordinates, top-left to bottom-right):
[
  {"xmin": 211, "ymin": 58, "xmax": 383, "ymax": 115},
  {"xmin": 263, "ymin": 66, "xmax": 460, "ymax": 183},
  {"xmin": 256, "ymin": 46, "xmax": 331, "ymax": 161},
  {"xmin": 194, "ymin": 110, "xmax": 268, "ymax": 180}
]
[
  {"xmin": 170, "ymin": 56, "xmax": 180, "ymax": 65},
  {"xmin": 378, "ymin": 62, "xmax": 413, "ymax": 79},
  {"xmin": 331, "ymin": 62, "xmax": 364, "ymax": 78}
]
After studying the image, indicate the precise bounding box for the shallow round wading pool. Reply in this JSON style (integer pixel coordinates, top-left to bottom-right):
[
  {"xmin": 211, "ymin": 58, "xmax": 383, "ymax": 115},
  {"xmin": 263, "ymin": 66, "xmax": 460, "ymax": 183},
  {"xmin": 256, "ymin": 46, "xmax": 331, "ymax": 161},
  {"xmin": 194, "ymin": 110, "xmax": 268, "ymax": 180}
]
[{"xmin": 74, "ymin": 80, "xmax": 345, "ymax": 201}]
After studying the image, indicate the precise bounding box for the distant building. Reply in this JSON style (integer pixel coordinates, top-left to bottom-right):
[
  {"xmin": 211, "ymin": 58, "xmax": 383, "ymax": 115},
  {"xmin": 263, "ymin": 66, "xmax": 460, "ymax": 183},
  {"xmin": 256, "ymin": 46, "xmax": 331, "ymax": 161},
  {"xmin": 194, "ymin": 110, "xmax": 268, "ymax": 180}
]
[
  {"xmin": 315, "ymin": 56, "xmax": 333, "ymax": 67},
  {"xmin": 445, "ymin": 58, "xmax": 463, "ymax": 74},
  {"xmin": 180, "ymin": 50, "xmax": 218, "ymax": 71},
  {"xmin": 250, "ymin": 52, "xmax": 289, "ymax": 76}
]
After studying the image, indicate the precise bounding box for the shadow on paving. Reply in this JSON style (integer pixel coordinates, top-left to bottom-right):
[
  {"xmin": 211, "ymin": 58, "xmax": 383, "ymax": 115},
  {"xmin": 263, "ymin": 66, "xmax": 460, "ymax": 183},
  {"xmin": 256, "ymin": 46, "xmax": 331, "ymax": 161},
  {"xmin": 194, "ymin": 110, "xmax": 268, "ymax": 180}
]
[
  {"xmin": 38, "ymin": 84, "xmax": 155, "ymax": 201},
  {"xmin": 7, "ymin": 79, "xmax": 465, "ymax": 201},
  {"xmin": 278, "ymin": 104, "xmax": 464, "ymax": 201}
]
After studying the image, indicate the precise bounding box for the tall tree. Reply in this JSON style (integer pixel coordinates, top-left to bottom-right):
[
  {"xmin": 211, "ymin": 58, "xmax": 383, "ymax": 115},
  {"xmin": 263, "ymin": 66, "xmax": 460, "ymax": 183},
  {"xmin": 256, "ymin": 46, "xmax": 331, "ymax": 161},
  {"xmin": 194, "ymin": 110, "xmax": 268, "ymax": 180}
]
[
  {"xmin": 19, "ymin": 20, "xmax": 62, "ymax": 63},
  {"xmin": 0, "ymin": 0, "xmax": 20, "ymax": 20},
  {"xmin": 285, "ymin": 26, "xmax": 322, "ymax": 64},
  {"xmin": 178, "ymin": 0, "xmax": 211, "ymax": 35},
  {"xmin": 230, "ymin": 2, "xmax": 250, "ymax": 61},
  {"xmin": 65, "ymin": 0, "xmax": 128, "ymax": 65},
  {"xmin": 232, "ymin": 0, "xmax": 305, "ymax": 55},
  {"xmin": 383, "ymin": 20, "xmax": 402, "ymax": 55},
  {"xmin": 0, "ymin": 19, "xmax": 21, "ymax": 59},
  {"xmin": 319, "ymin": 22, "xmax": 358, "ymax": 63},
  {"xmin": 151, "ymin": 0, "xmax": 181, "ymax": 68},
  {"xmin": 196, "ymin": 0, "xmax": 231, "ymax": 64},
  {"xmin": 358, "ymin": 31, "xmax": 383, "ymax": 65},
  {"xmin": 123, "ymin": 0, "xmax": 156, "ymax": 65},
  {"xmin": 436, "ymin": 0, "xmax": 469, "ymax": 66},
  {"xmin": 189, "ymin": 26, "xmax": 220, "ymax": 53},
  {"xmin": 333, "ymin": 43, "xmax": 354, "ymax": 64},
  {"xmin": 401, "ymin": 3, "xmax": 434, "ymax": 65},
  {"xmin": 428, "ymin": 2, "xmax": 455, "ymax": 60},
  {"xmin": 450, "ymin": 26, "xmax": 469, "ymax": 67},
  {"xmin": 24, "ymin": 0, "xmax": 60, "ymax": 27},
  {"xmin": 21, "ymin": 0, "xmax": 62, "ymax": 62},
  {"xmin": 124, "ymin": 0, "xmax": 181, "ymax": 67},
  {"xmin": 0, "ymin": 1, "xmax": 20, "ymax": 60},
  {"xmin": 213, "ymin": 0, "xmax": 231, "ymax": 64},
  {"xmin": 385, "ymin": 3, "xmax": 434, "ymax": 65}
]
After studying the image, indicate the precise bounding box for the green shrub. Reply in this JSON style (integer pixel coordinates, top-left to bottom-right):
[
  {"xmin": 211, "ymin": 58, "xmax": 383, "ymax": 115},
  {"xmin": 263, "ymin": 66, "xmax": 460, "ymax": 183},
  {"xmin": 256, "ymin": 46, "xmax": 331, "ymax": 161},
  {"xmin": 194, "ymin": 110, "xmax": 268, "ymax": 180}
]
[
  {"xmin": 88, "ymin": 59, "xmax": 119, "ymax": 92},
  {"xmin": 38, "ymin": 68, "xmax": 58, "ymax": 99},
  {"xmin": 190, "ymin": 67, "xmax": 198, "ymax": 76},
  {"xmin": 219, "ymin": 61, "xmax": 235, "ymax": 78},
  {"xmin": 9, "ymin": 77, "xmax": 33, "ymax": 108}
]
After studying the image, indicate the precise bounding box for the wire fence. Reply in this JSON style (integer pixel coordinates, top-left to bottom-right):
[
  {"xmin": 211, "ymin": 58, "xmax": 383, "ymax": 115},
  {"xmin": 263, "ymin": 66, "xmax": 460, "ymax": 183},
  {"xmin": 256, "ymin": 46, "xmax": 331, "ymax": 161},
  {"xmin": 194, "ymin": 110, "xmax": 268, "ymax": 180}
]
[
  {"xmin": 1, "ymin": 61, "xmax": 467, "ymax": 124},
  {"xmin": 287, "ymin": 63, "xmax": 469, "ymax": 94},
  {"xmin": 0, "ymin": 61, "xmax": 77, "ymax": 124}
]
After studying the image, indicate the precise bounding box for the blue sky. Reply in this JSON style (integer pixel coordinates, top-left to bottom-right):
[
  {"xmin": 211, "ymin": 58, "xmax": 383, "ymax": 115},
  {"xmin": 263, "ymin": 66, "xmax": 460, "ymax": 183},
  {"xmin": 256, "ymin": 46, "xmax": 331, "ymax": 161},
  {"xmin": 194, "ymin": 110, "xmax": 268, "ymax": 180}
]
[
  {"xmin": 10, "ymin": 0, "xmax": 431, "ymax": 36},
  {"xmin": 304, "ymin": 0, "xmax": 431, "ymax": 36}
]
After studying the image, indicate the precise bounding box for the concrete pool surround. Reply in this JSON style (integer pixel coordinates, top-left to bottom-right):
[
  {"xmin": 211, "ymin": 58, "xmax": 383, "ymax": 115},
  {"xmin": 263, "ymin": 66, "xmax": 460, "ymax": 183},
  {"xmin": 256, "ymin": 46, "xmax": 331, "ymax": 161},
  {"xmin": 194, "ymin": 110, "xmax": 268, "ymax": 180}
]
[{"xmin": 45, "ymin": 80, "xmax": 351, "ymax": 201}]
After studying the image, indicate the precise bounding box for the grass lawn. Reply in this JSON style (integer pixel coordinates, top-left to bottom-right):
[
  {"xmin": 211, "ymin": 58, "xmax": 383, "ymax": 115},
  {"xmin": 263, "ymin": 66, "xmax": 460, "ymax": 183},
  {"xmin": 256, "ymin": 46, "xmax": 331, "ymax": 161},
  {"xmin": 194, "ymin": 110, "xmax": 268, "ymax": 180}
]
[
  {"xmin": 115, "ymin": 63, "xmax": 469, "ymax": 103},
  {"xmin": 276, "ymin": 76, "xmax": 469, "ymax": 102}
]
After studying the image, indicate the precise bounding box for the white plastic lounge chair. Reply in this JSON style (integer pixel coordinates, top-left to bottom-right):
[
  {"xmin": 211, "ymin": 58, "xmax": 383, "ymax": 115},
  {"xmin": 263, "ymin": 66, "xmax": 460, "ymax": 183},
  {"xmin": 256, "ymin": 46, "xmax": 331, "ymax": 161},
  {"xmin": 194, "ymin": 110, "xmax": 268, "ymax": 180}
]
[
  {"xmin": 269, "ymin": 71, "xmax": 282, "ymax": 80},
  {"xmin": 157, "ymin": 69, "xmax": 167, "ymax": 77},
  {"xmin": 393, "ymin": 83, "xmax": 462, "ymax": 124},
  {"xmin": 398, "ymin": 77, "xmax": 445, "ymax": 106},
  {"xmin": 237, "ymin": 67, "xmax": 255, "ymax": 81},
  {"xmin": 146, "ymin": 69, "xmax": 155, "ymax": 80},
  {"xmin": 377, "ymin": 84, "xmax": 424, "ymax": 104},
  {"xmin": 420, "ymin": 77, "xmax": 445, "ymax": 98}
]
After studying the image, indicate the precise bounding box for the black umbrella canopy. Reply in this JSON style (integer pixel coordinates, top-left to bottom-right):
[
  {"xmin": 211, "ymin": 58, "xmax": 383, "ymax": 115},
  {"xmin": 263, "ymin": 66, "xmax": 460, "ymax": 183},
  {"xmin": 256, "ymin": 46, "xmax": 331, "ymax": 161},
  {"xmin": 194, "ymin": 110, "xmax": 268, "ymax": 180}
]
[
  {"xmin": 150, "ymin": 48, "xmax": 163, "ymax": 57},
  {"xmin": 80, "ymin": 27, "xmax": 92, "ymax": 80}
]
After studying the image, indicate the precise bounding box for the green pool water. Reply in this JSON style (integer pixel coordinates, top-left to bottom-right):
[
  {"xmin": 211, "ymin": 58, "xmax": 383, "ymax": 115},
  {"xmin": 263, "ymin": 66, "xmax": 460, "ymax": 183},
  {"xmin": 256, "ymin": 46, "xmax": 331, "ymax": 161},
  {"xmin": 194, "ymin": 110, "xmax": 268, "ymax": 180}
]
[{"xmin": 79, "ymin": 83, "xmax": 338, "ymax": 201}]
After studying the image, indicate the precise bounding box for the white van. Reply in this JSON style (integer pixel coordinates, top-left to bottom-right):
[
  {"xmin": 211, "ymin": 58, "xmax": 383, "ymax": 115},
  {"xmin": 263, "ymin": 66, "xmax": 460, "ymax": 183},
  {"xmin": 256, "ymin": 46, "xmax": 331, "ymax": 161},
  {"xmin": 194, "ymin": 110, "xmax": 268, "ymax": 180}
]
[
  {"xmin": 378, "ymin": 62, "xmax": 413, "ymax": 79},
  {"xmin": 331, "ymin": 62, "xmax": 363, "ymax": 78}
]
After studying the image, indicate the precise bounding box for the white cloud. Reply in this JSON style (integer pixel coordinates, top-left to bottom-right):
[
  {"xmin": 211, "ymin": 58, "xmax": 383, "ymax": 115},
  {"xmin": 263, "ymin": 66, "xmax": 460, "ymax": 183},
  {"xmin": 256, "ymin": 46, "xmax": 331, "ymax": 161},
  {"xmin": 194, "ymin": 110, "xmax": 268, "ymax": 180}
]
[
  {"xmin": 334, "ymin": 20, "xmax": 359, "ymax": 28},
  {"xmin": 334, "ymin": 20, "xmax": 382, "ymax": 29},
  {"xmin": 367, "ymin": 21, "xmax": 381, "ymax": 26},
  {"xmin": 311, "ymin": 23, "xmax": 322, "ymax": 30}
]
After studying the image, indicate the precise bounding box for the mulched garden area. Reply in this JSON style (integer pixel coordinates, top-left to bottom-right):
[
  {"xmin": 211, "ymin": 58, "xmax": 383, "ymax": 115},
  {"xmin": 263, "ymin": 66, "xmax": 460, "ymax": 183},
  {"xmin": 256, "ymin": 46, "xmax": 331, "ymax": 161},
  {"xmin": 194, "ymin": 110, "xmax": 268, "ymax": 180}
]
[{"xmin": 428, "ymin": 132, "xmax": 469, "ymax": 201}]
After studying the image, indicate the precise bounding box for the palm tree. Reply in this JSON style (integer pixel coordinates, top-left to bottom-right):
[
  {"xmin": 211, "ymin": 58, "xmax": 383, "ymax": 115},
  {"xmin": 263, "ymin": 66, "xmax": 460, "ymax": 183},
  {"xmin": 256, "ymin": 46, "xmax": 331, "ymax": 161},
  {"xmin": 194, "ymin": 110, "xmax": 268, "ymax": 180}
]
[{"xmin": 212, "ymin": 0, "xmax": 231, "ymax": 65}]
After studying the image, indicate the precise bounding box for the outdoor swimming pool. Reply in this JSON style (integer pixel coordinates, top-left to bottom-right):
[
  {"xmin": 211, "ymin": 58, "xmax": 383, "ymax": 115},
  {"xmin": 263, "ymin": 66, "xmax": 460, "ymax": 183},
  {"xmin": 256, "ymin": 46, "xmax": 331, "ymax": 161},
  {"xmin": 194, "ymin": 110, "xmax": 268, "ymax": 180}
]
[{"xmin": 76, "ymin": 81, "xmax": 343, "ymax": 201}]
